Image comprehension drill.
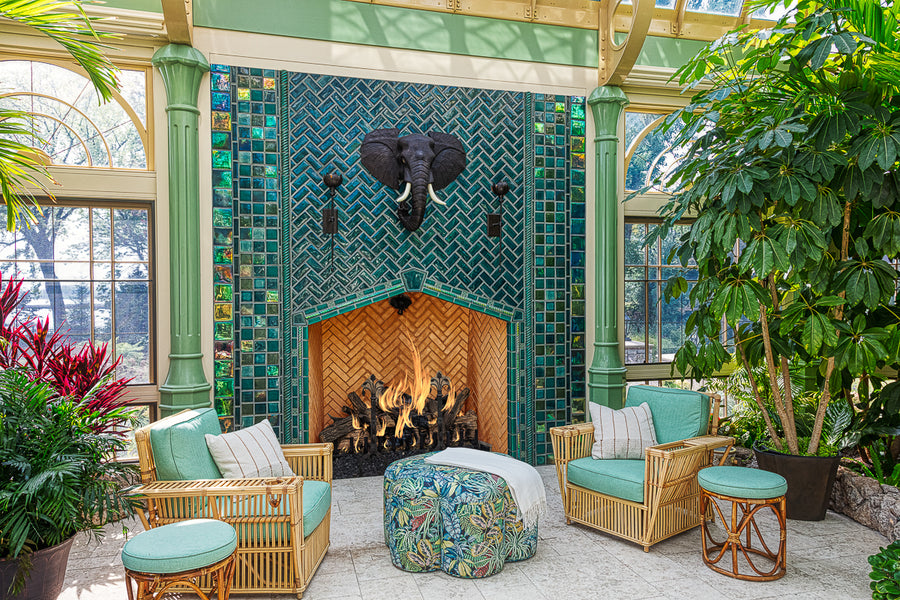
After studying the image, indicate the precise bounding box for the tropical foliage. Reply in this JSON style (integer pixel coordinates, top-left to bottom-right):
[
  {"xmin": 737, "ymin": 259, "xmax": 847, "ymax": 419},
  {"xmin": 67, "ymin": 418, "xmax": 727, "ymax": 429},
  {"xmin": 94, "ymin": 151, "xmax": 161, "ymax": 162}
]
[
  {"xmin": 0, "ymin": 369, "xmax": 138, "ymax": 594},
  {"xmin": 870, "ymin": 540, "xmax": 900, "ymax": 599},
  {"xmin": 641, "ymin": 0, "xmax": 900, "ymax": 455},
  {"xmin": 0, "ymin": 0, "xmax": 120, "ymax": 228},
  {"xmin": 0, "ymin": 273, "xmax": 133, "ymax": 430}
]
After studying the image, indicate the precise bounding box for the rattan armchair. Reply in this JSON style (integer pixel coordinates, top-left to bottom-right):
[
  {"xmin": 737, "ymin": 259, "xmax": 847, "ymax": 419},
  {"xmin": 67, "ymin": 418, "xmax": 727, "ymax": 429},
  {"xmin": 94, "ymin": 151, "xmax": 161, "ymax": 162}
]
[
  {"xmin": 550, "ymin": 387, "xmax": 732, "ymax": 552},
  {"xmin": 133, "ymin": 411, "xmax": 333, "ymax": 598}
]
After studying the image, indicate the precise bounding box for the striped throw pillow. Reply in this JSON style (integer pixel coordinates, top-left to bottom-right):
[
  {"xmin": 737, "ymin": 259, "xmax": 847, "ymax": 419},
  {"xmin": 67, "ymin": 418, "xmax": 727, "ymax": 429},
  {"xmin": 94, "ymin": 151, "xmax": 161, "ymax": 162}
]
[
  {"xmin": 205, "ymin": 419, "xmax": 294, "ymax": 479},
  {"xmin": 589, "ymin": 402, "xmax": 658, "ymax": 460}
]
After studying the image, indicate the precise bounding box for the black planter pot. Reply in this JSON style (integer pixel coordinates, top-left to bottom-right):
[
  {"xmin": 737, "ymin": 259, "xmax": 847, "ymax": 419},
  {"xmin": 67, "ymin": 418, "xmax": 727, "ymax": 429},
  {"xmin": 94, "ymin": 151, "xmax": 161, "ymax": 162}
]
[
  {"xmin": 0, "ymin": 537, "xmax": 74, "ymax": 600},
  {"xmin": 754, "ymin": 445, "xmax": 840, "ymax": 521}
]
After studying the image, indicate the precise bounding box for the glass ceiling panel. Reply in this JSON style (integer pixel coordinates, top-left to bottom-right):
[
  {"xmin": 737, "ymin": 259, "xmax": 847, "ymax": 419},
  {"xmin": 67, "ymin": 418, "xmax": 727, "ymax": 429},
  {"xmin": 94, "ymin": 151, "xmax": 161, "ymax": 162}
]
[
  {"xmin": 685, "ymin": 0, "xmax": 744, "ymax": 16},
  {"xmin": 618, "ymin": 0, "xmax": 679, "ymax": 8},
  {"xmin": 752, "ymin": 0, "xmax": 795, "ymax": 21}
]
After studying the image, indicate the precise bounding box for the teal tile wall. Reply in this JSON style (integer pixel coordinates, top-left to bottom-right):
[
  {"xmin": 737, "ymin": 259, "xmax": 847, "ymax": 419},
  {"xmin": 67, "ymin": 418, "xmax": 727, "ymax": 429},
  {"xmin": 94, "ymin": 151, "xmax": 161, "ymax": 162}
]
[
  {"xmin": 210, "ymin": 64, "xmax": 282, "ymax": 435},
  {"xmin": 212, "ymin": 66, "xmax": 586, "ymax": 464}
]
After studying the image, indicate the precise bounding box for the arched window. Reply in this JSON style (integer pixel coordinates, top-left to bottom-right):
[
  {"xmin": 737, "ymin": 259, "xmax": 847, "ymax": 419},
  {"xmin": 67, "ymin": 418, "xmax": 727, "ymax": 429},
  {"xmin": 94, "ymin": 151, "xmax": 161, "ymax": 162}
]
[
  {"xmin": 624, "ymin": 112, "xmax": 696, "ymax": 366},
  {"xmin": 625, "ymin": 111, "xmax": 686, "ymax": 193},
  {"xmin": 0, "ymin": 60, "xmax": 148, "ymax": 169}
]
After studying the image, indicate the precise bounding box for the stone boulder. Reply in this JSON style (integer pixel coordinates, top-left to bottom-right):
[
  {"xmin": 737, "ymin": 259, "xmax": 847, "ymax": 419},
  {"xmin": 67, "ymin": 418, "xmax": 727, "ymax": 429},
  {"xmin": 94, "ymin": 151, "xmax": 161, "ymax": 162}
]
[{"xmin": 830, "ymin": 466, "xmax": 900, "ymax": 541}]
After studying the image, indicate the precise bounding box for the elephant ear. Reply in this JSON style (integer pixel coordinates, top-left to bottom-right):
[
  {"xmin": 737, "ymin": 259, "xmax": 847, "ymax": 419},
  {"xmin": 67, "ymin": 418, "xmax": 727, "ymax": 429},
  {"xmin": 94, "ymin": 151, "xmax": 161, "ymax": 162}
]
[
  {"xmin": 428, "ymin": 131, "xmax": 466, "ymax": 190},
  {"xmin": 360, "ymin": 128, "xmax": 401, "ymax": 190}
]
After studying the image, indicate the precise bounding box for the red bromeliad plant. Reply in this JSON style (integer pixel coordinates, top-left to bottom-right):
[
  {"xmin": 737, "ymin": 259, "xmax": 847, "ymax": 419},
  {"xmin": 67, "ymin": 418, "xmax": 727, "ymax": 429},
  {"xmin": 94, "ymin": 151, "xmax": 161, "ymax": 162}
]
[{"xmin": 0, "ymin": 273, "xmax": 132, "ymax": 432}]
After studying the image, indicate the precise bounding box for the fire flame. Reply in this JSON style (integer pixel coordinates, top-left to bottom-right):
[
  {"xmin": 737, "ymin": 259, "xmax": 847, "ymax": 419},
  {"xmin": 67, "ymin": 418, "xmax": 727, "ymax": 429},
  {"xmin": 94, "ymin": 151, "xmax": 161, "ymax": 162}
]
[{"xmin": 378, "ymin": 330, "xmax": 432, "ymax": 438}]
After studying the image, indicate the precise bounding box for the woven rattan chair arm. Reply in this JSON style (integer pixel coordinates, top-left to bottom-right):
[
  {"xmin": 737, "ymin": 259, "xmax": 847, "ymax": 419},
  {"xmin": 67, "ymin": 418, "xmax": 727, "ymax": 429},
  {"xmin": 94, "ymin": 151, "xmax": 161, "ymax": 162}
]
[
  {"xmin": 283, "ymin": 443, "xmax": 333, "ymax": 482},
  {"xmin": 131, "ymin": 476, "xmax": 304, "ymax": 499},
  {"xmin": 549, "ymin": 423, "xmax": 594, "ymax": 438}
]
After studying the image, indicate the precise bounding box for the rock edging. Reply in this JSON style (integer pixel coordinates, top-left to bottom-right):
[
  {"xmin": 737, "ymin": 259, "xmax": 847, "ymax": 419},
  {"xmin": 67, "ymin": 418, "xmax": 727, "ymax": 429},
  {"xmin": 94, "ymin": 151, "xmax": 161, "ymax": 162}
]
[{"xmin": 830, "ymin": 466, "xmax": 900, "ymax": 541}]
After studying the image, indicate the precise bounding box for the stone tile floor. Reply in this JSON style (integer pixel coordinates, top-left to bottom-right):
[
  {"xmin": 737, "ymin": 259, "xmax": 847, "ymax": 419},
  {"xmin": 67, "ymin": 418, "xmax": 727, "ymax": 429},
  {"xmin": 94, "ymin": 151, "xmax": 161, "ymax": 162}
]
[{"xmin": 62, "ymin": 466, "xmax": 886, "ymax": 600}]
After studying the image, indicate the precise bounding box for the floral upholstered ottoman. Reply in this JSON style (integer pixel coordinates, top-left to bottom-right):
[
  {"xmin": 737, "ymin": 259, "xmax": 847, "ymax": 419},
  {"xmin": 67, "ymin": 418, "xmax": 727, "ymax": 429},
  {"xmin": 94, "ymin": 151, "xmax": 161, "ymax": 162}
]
[{"xmin": 383, "ymin": 453, "xmax": 538, "ymax": 578}]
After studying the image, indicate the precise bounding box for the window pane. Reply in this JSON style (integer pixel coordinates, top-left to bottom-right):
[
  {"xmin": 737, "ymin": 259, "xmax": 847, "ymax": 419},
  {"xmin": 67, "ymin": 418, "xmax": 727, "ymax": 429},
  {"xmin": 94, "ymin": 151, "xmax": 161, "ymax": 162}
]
[
  {"xmin": 625, "ymin": 220, "xmax": 701, "ymax": 365},
  {"xmin": 0, "ymin": 203, "xmax": 153, "ymax": 382},
  {"xmin": 114, "ymin": 209, "xmax": 149, "ymax": 261}
]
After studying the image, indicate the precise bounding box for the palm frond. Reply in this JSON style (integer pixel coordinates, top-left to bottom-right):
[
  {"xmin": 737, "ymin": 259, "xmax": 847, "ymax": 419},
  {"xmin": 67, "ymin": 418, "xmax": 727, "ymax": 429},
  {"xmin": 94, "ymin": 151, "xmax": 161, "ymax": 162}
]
[{"xmin": 0, "ymin": 0, "xmax": 120, "ymax": 101}]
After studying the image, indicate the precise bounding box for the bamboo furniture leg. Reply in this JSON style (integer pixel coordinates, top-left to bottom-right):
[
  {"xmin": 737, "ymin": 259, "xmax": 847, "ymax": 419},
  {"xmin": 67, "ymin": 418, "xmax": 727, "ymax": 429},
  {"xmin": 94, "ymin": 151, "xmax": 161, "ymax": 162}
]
[
  {"xmin": 700, "ymin": 488, "xmax": 787, "ymax": 581},
  {"xmin": 125, "ymin": 551, "xmax": 237, "ymax": 600}
]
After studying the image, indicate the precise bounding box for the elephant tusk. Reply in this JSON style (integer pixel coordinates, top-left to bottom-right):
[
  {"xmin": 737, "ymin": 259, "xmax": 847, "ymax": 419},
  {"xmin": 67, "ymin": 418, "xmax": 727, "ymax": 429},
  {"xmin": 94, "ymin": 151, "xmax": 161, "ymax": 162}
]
[
  {"xmin": 396, "ymin": 182, "xmax": 411, "ymax": 203},
  {"xmin": 427, "ymin": 183, "xmax": 446, "ymax": 206}
]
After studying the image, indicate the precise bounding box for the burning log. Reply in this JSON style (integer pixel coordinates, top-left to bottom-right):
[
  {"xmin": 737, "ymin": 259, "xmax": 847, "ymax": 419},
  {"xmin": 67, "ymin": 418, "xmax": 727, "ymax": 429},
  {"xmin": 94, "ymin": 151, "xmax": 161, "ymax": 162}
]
[{"xmin": 319, "ymin": 376, "xmax": 478, "ymax": 454}]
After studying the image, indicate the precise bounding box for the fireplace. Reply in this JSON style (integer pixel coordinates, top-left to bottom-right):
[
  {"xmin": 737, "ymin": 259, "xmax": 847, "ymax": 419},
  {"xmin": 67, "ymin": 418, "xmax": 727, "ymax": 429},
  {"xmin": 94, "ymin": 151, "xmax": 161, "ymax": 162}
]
[{"xmin": 306, "ymin": 293, "xmax": 509, "ymax": 454}]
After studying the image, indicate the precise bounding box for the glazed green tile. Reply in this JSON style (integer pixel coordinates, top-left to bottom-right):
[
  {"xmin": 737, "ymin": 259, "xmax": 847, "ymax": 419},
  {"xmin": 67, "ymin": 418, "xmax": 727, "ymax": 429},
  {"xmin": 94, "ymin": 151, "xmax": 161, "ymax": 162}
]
[
  {"xmin": 214, "ymin": 322, "xmax": 233, "ymax": 340},
  {"xmin": 215, "ymin": 378, "xmax": 234, "ymax": 399},
  {"xmin": 212, "ymin": 132, "xmax": 230, "ymax": 149},
  {"xmin": 238, "ymin": 88, "xmax": 251, "ymax": 100}
]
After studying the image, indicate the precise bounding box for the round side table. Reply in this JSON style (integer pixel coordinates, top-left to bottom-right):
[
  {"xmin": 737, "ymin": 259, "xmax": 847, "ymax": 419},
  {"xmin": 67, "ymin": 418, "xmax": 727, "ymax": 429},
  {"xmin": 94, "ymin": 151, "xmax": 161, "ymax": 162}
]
[
  {"xmin": 698, "ymin": 466, "xmax": 787, "ymax": 581},
  {"xmin": 122, "ymin": 518, "xmax": 237, "ymax": 600}
]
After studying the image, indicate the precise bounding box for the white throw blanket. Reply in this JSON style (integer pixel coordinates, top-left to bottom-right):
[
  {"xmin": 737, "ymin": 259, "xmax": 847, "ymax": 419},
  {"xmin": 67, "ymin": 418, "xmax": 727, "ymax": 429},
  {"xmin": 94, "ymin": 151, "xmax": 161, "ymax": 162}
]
[{"xmin": 425, "ymin": 448, "xmax": 547, "ymax": 528}]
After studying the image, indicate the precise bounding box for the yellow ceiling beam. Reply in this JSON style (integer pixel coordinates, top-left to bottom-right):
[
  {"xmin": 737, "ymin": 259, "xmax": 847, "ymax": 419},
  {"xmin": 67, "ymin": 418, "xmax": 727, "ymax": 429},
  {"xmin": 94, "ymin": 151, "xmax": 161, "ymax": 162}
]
[
  {"xmin": 599, "ymin": 0, "xmax": 651, "ymax": 86},
  {"xmin": 161, "ymin": 0, "xmax": 193, "ymax": 45},
  {"xmin": 344, "ymin": 0, "xmax": 600, "ymax": 29},
  {"xmin": 346, "ymin": 0, "xmax": 778, "ymax": 43}
]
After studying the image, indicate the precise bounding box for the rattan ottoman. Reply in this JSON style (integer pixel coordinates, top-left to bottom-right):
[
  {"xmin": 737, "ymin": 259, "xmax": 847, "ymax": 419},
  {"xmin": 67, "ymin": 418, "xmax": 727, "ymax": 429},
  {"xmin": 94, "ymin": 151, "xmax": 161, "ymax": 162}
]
[
  {"xmin": 698, "ymin": 466, "xmax": 787, "ymax": 581},
  {"xmin": 383, "ymin": 453, "xmax": 538, "ymax": 578},
  {"xmin": 122, "ymin": 518, "xmax": 237, "ymax": 600}
]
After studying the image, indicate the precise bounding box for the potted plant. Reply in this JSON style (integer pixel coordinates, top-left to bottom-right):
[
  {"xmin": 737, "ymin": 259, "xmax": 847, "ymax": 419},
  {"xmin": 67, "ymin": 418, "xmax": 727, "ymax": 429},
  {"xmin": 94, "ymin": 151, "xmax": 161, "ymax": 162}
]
[
  {"xmin": 0, "ymin": 369, "xmax": 138, "ymax": 599},
  {"xmin": 638, "ymin": 0, "xmax": 900, "ymax": 519}
]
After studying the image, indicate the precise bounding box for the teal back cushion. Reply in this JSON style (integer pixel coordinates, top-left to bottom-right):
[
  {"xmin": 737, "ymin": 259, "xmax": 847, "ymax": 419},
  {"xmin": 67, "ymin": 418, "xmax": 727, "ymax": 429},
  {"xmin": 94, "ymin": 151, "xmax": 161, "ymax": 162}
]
[
  {"xmin": 150, "ymin": 408, "xmax": 223, "ymax": 481},
  {"xmin": 624, "ymin": 385, "xmax": 710, "ymax": 444}
]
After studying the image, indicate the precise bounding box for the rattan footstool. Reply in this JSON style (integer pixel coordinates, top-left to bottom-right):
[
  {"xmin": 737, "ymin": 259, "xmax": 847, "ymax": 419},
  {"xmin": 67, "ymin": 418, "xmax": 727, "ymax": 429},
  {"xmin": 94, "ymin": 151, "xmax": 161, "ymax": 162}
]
[
  {"xmin": 698, "ymin": 466, "xmax": 787, "ymax": 581},
  {"xmin": 122, "ymin": 519, "xmax": 238, "ymax": 600}
]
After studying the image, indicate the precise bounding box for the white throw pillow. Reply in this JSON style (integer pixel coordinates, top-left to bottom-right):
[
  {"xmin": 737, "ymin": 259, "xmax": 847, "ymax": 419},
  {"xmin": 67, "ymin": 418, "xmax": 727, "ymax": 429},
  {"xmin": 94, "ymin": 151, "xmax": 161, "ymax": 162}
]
[
  {"xmin": 205, "ymin": 419, "xmax": 294, "ymax": 479},
  {"xmin": 589, "ymin": 402, "xmax": 658, "ymax": 460}
]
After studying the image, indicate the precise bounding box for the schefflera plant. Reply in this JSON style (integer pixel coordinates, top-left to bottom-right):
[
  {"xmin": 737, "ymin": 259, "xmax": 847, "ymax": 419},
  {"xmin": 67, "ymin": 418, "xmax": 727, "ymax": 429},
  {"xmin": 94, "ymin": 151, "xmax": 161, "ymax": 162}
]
[{"xmin": 642, "ymin": 0, "xmax": 900, "ymax": 455}]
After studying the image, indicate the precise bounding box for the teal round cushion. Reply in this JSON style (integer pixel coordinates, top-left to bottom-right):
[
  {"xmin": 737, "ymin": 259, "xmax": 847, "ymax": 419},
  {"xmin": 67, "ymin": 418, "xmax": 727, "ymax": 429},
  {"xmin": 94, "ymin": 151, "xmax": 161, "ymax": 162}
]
[
  {"xmin": 698, "ymin": 466, "xmax": 787, "ymax": 500},
  {"xmin": 122, "ymin": 519, "xmax": 237, "ymax": 574}
]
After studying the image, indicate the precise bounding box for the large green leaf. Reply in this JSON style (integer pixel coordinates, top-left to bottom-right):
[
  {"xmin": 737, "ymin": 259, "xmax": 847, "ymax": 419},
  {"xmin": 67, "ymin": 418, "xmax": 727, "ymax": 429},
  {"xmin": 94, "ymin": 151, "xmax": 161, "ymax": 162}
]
[{"xmin": 738, "ymin": 234, "xmax": 790, "ymax": 276}]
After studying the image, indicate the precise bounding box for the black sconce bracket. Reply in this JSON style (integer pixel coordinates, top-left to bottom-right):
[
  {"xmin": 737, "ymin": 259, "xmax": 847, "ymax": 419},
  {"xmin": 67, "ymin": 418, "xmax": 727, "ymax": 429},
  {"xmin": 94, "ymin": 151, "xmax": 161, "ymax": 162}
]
[
  {"xmin": 487, "ymin": 180, "xmax": 510, "ymax": 238},
  {"xmin": 322, "ymin": 171, "xmax": 343, "ymax": 269}
]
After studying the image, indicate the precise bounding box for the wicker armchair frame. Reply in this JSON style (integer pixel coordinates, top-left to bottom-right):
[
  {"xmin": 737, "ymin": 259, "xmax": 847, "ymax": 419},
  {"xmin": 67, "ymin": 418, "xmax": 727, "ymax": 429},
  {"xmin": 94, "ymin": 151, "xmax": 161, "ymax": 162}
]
[
  {"xmin": 133, "ymin": 414, "xmax": 333, "ymax": 599},
  {"xmin": 550, "ymin": 393, "xmax": 732, "ymax": 552}
]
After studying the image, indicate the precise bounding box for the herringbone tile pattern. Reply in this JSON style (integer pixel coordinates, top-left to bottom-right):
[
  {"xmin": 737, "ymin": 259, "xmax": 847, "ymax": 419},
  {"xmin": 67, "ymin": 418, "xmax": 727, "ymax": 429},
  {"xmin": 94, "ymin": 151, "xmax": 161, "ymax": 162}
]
[
  {"xmin": 309, "ymin": 293, "xmax": 509, "ymax": 445},
  {"xmin": 285, "ymin": 74, "xmax": 525, "ymax": 312},
  {"xmin": 468, "ymin": 311, "xmax": 510, "ymax": 453}
]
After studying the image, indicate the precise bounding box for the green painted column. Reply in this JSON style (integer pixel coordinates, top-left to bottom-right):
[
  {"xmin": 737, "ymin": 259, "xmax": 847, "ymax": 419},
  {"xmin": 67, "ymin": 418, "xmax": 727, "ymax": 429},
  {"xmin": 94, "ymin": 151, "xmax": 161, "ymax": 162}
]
[
  {"xmin": 153, "ymin": 44, "xmax": 212, "ymax": 416},
  {"xmin": 587, "ymin": 86, "xmax": 629, "ymax": 409}
]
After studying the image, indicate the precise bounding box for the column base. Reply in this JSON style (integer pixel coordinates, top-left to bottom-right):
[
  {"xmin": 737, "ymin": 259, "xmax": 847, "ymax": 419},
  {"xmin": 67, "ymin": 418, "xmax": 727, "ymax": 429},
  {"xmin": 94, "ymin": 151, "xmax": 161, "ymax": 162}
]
[
  {"xmin": 587, "ymin": 366, "xmax": 627, "ymax": 408},
  {"xmin": 159, "ymin": 383, "xmax": 212, "ymax": 417}
]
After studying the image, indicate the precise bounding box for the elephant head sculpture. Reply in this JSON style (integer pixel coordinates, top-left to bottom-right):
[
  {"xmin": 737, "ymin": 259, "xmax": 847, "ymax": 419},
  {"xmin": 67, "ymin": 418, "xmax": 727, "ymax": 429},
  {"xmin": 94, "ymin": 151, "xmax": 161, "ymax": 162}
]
[{"xmin": 359, "ymin": 128, "xmax": 466, "ymax": 232}]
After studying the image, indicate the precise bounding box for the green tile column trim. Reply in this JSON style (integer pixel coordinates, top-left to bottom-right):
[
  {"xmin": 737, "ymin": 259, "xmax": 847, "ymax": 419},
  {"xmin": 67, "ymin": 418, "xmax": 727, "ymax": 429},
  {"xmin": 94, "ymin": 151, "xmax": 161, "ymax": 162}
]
[
  {"xmin": 153, "ymin": 44, "xmax": 212, "ymax": 416},
  {"xmin": 587, "ymin": 86, "xmax": 628, "ymax": 409}
]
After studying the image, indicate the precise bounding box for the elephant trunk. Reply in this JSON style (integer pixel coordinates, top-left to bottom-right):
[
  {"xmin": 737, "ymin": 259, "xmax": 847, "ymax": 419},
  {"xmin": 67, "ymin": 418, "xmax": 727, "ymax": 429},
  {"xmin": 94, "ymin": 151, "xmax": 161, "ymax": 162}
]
[{"xmin": 398, "ymin": 164, "xmax": 431, "ymax": 232}]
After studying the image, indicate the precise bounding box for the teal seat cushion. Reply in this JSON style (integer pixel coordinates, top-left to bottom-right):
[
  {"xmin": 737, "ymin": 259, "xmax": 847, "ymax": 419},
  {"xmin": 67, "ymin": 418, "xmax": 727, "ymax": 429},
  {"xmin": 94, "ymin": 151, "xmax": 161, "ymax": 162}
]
[
  {"xmin": 698, "ymin": 466, "xmax": 787, "ymax": 499},
  {"xmin": 302, "ymin": 480, "xmax": 332, "ymax": 536},
  {"xmin": 625, "ymin": 385, "xmax": 710, "ymax": 444},
  {"xmin": 150, "ymin": 408, "xmax": 222, "ymax": 481},
  {"xmin": 223, "ymin": 479, "xmax": 331, "ymax": 540},
  {"xmin": 122, "ymin": 519, "xmax": 236, "ymax": 574},
  {"xmin": 567, "ymin": 457, "xmax": 645, "ymax": 503}
]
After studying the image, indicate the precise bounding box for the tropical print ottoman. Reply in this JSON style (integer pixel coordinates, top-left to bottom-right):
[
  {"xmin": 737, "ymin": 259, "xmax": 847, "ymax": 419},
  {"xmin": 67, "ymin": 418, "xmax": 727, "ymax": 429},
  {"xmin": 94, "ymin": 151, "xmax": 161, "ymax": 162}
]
[{"xmin": 383, "ymin": 453, "xmax": 538, "ymax": 578}]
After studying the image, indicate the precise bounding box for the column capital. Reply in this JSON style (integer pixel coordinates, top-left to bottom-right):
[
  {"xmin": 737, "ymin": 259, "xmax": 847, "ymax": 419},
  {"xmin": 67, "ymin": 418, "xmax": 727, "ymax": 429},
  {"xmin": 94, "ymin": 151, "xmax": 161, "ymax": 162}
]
[
  {"xmin": 152, "ymin": 44, "xmax": 210, "ymax": 109},
  {"xmin": 588, "ymin": 86, "xmax": 629, "ymax": 136}
]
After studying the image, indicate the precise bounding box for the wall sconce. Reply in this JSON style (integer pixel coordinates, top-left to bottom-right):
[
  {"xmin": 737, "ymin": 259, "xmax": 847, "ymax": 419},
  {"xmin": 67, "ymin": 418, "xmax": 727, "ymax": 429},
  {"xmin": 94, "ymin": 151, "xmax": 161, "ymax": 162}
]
[
  {"xmin": 322, "ymin": 171, "xmax": 342, "ymax": 270},
  {"xmin": 487, "ymin": 180, "xmax": 509, "ymax": 238}
]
